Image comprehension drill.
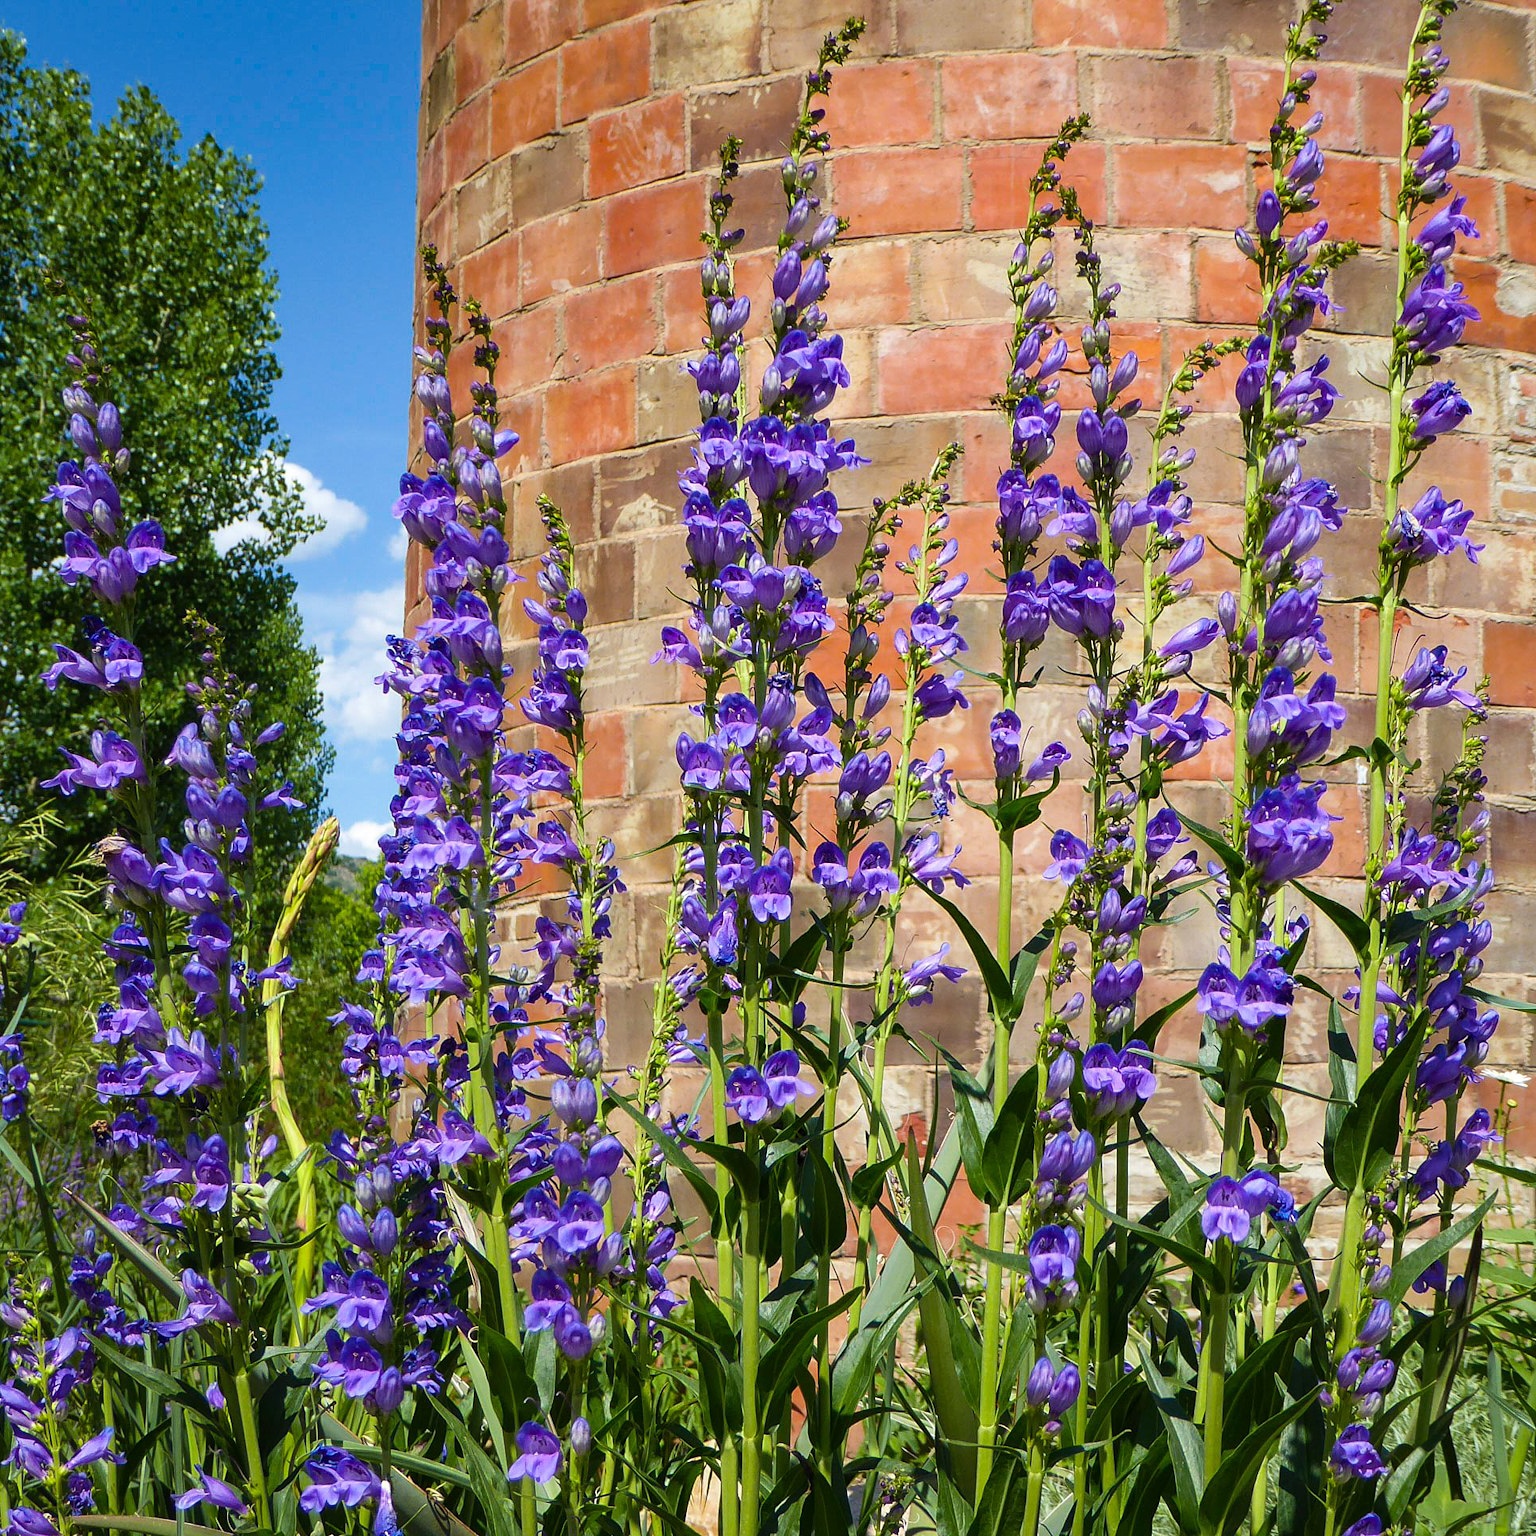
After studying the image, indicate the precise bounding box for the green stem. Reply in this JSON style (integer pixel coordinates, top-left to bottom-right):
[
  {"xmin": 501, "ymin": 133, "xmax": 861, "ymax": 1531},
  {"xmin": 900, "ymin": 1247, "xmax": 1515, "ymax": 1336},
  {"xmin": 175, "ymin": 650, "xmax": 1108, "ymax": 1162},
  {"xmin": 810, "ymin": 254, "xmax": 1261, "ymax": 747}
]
[
  {"xmin": 233, "ymin": 1369, "xmax": 271, "ymax": 1529},
  {"xmin": 739, "ymin": 1181, "xmax": 763, "ymax": 1536},
  {"xmin": 814, "ymin": 940, "xmax": 848, "ymax": 1473}
]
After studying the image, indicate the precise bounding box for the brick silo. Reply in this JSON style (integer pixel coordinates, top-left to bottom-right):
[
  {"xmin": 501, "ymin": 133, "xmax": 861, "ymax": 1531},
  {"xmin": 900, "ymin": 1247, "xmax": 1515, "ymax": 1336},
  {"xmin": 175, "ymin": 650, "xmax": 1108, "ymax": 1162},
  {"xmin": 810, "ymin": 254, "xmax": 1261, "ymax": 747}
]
[{"xmin": 413, "ymin": 0, "xmax": 1536, "ymax": 1181}]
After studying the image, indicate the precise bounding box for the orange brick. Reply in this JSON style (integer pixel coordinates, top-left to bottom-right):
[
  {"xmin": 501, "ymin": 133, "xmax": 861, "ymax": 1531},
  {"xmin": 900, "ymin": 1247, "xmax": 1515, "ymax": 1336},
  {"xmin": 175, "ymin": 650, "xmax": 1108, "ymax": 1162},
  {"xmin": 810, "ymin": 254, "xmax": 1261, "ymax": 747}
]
[
  {"xmin": 604, "ymin": 177, "xmax": 706, "ymax": 277},
  {"xmin": 1443, "ymin": 2, "xmax": 1535, "ymax": 93},
  {"xmin": 454, "ymin": 4, "xmax": 504, "ymax": 102},
  {"xmin": 834, "ymin": 147, "xmax": 965, "ymax": 237},
  {"xmin": 581, "ymin": 709, "xmax": 629, "ymax": 799},
  {"xmin": 1193, "ymin": 237, "xmax": 1261, "ymax": 325},
  {"xmin": 1359, "ymin": 71, "xmax": 1479, "ymax": 162},
  {"xmin": 546, "ymin": 366, "xmax": 637, "ymax": 462},
  {"xmin": 444, "ymin": 93, "xmax": 491, "ymax": 176},
  {"xmin": 564, "ymin": 273, "xmax": 656, "ymax": 375},
  {"xmin": 1461, "ymin": 258, "xmax": 1536, "ymax": 353},
  {"xmin": 505, "ymin": 0, "xmax": 579, "ymax": 66},
  {"xmin": 821, "ymin": 60, "xmax": 938, "ymax": 149},
  {"xmin": 1088, "ymin": 55, "xmax": 1220, "ymax": 141},
  {"xmin": 1509, "ymin": 183, "xmax": 1536, "ymax": 265},
  {"xmin": 495, "ymin": 303, "xmax": 560, "ymax": 396},
  {"xmin": 459, "ymin": 233, "xmax": 519, "ymax": 320},
  {"xmin": 561, "ymin": 16, "xmax": 650, "ymax": 123},
  {"xmin": 420, "ymin": 132, "xmax": 449, "ymax": 216},
  {"xmin": 941, "ymin": 55, "xmax": 1079, "ymax": 142},
  {"xmin": 1033, "ymin": 0, "xmax": 1167, "ymax": 47},
  {"xmin": 490, "ymin": 55, "xmax": 558, "ymax": 156},
  {"xmin": 825, "ymin": 241, "xmax": 914, "ymax": 327},
  {"xmin": 1316, "ymin": 154, "xmax": 1387, "ymax": 246},
  {"xmin": 1114, "ymin": 143, "xmax": 1250, "ymax": 230},
  {"xmin": 1229, "ymin": 59, "xmax": 1359, "ymax": 150},
  {"xmin": 582, "ymin": 0, "xmax": 656, "ymax": 24},
  {"xmin": 588, "ymin": 94, "xmax": 687, "ymax": 197},
  {"xmin": 875, "ymin": 324, "xmax": 1011, "ymax": 415},
  {"xmin": 434, "ymin": 0, "xmax": 472, "ymax": 59},
  {"xmin": 520, "ymin": 204, "xmax": 602, "ymax": 305},
  {"xmin": 660, "ymin": 265, "xmax": 705, "ymax": 354},
  {"xmin": 969, "ymin": 140, "xmax": 1108, "ymax": 230}
]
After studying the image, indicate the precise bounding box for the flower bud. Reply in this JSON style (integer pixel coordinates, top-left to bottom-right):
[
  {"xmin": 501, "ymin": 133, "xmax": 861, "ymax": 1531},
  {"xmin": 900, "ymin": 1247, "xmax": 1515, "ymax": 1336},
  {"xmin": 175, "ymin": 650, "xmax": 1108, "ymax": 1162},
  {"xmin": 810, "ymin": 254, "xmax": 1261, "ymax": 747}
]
[{"xmin": 570, "ymin": 1417, "xmax": 592, "ymax": 1457}]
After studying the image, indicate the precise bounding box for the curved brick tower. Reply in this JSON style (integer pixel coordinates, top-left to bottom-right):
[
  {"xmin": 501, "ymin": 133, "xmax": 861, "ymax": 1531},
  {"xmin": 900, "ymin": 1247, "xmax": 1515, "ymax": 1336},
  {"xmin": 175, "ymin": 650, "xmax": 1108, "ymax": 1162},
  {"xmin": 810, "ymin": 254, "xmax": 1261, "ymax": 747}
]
[{"xmin": 414, "ymin": 0, "xmax": 1536, "ymax": 1176}]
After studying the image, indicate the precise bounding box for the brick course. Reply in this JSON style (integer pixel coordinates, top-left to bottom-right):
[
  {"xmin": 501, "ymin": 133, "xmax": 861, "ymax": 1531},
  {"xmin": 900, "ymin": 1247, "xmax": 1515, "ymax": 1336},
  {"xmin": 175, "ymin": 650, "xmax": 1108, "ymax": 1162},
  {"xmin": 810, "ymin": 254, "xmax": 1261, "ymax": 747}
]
[{"xmin": 416, "ymin": 0, "xmax": 1536, "ymax": 1203}]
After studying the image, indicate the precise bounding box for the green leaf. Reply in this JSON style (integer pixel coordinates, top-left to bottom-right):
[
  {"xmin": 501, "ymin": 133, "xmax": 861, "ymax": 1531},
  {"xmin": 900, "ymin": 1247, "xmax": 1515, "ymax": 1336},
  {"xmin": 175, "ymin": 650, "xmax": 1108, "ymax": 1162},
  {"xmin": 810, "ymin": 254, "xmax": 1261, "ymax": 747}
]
[
  {"xmin": 1390, "ymin": 1196, "xmax": 1495, "ymax": 1303},
  {"xmin": 1199, "ymin": 1389, "xmax": 1316, "ymax": 1536},
  {"xmin": 980, "ymin": 1064, "xmax": 1039, "ymax": 1206},
  {"xmin": 1326, "ymin": 1015, "xmax": 1424, "ymax": 1190},
  {"xmin": 1295, "ymin": 880, "xmax": 1371, "ymax": 961},
  {"xmin": 606, "ymin": 1091, "xmax": 719, "ymax": 1225},
  {"xmin": 1138, "ymin": 1346, "xmax": 1204, "ymax": 1534},
  {"xmin": 1178, "ymin": 812, "xmax": 1245, "ymax": 885},
  {"xmin": 830, "ymin": 1289, "xmax": 919, "ymax": 1419},
  {"xmin": 68, "ymin": 1192, "xmax": 181, "ymax": 1304},
  {"xmin": 922, "ymin": 885, "xmax": 1015, "ymax": 1026},
  {"xmin": 1095, "ymin": 1201, "xmax": 1221, "ymax": 1290}
]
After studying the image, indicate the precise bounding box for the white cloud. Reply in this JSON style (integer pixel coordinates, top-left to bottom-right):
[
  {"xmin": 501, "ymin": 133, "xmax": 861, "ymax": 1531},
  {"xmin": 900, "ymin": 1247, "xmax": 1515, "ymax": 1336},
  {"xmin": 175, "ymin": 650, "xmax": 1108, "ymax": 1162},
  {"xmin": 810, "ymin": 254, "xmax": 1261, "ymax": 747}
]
[
  {"xmin": 310, "ymin": 584, "xmax": 404, "ymax": 748},
  {"xmin": 213, "ymin": 461, "xmax": 367, "ymax": 561},
  {"xmin": 338, "ymin": 819, "xmax": 392, "ymax": 858}
]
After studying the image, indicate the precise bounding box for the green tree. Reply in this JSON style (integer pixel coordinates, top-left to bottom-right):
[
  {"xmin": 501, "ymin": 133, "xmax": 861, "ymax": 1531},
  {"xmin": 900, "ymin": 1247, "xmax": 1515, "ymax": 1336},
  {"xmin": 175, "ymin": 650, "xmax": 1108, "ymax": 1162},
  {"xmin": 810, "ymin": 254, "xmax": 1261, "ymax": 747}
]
[{"xmin": 0, "ymin": 31, "xmax": 329, "ymax": 871}]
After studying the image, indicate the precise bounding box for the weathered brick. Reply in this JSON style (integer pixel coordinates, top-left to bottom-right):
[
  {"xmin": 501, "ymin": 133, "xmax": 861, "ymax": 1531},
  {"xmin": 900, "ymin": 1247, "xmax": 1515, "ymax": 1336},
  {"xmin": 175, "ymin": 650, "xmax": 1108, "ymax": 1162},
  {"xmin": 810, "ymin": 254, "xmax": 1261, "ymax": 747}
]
[
  {"xmin": 940, "ymin": 54, "xmax": 1079, "ymax": 142},
  {"xmin": 453, "ymin": 4, "xmax": 504, "ymax": 101},
  {"xmin": 563, "ymin": 272, "xmax": 656, "ymax": 376},
  {"xmin": 582, "ymin": 0, "xmax": 656, "ymax": 26},
  {"xmin": 1088, "ymin": 55, "xmax": 1220, "ymax": 141},
  {"xmin": 914, "ymin": 235, "xmax": 1015, "ymax": 322},
  {"xmin": 1090, "ymin": 229, "xmax": 1194, "ymax": 322},
  {"xmin": 969, "ymin": 140, "xmax": 1108, "ymax": 230},
  {"xmin": 1481, "ymin": 88, "xmax": 1536, "ymax": 180},
  {"xmin": 1229, "ymin": 59, "xmax": 1359, "ymax": 149},
  {"xmin": 1035, "ymin": 0, "xmax": 1169, "ymax": 47},
  {"xmin": 454, "ymin": 155, "xmax": 512, "ymax": 250},
  {"xmin": 588, "ymin": 94, "xmax": 687, "ymax": 196},
  {"xmin": 875, "ymin": 323, "xmax": 1011, "ymax": 414},
  {"xmin": 561, "ymin": 16, "xmax": 650, "ymax": 122},
  {"xmin": 459, "ymin": 232, "xmax": 519, "ymax": 319},
  {"xmin": 519, "ymin": 204, "xmax": 602, "ymax": 304},
  {"xmin": 1175, "ymin": 0, "xmax": 1290, "ymax": 53},
  {"xmin": 636, "ymin": 355, "xmax": 696, "ymax": 443},
  {"xmin": 827, "ymin": 240, "xmax": 915, "ymax": 326},
  {"xmin": 834, "ymin": 147, "xmax": 965, "ymax": 237},
  {"xmin": 505, "ymin": 0, "xmax": 580, "ymax": 66},
  {"xmin": 599, "ymin": 442, "xmax": 686, "ymax": 537},
  {"xmin": 765, "ymin": 0, "xmax": 895, "ymax": 72},
  {"xmin": 892, "ymin": 1, "xmax": 1028, "ymax": 53},
  {"xmin": 1510, "ymin": 183, "xmax": 1536, "ymax": 266},
  {"xmin": 822, "ymin": 60, "xmax": 937, "ymax": 148},
  {"xmin": 688, "ymin": 76, "xmax": 803, "ymax": 170},
  {"xmin": 1113, "ymin": 143, "xmax": 1249, "ymax": 229},
  {"xmin": 1446, "ymin": 3, "xmax": 1536, "ymax": 92},
  {"xmin": 444, "ymin": 90, "xmax": 491, "ymax": 174},
  {"xmin": 424, "ymin": 49, "xmax": 456, "ymax": 139},
  {"xmin": 510, "ymin": 130, "xmax": 586, "ymax": 221},
  {"xmin": 605, "ymin": 177, "xmax": 707, "ymax": 276},
  {"xmin": 654, "ymin": 0, "xmax": 762, "ymax": 88},
  {"xmin": 546, "ymin": 365, "xmax": 637, "ymax": 462},
  {"xmin": 1192, "ymin": 235, "xmax": 1259, "ymax": 324},
  {"xmin": 490, "ymin": 55, "xmax": 559, "ymax": 156}
]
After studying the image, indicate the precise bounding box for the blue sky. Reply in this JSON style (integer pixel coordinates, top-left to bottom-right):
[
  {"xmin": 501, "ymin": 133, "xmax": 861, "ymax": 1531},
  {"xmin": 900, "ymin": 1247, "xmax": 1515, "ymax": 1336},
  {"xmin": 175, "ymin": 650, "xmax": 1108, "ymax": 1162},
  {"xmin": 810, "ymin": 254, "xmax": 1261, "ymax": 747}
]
[{"xmin": 5, "ymin": 0, "xmax": 421, "ymax": 854}]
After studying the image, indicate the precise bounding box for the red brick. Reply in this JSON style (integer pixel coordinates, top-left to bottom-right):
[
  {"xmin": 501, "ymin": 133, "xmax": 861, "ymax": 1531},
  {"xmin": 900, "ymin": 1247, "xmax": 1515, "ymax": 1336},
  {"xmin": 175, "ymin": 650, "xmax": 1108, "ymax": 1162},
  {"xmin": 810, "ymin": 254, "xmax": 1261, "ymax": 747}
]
[
  {"xmin": 588, "ymin": 94, "xmax": 686, "ymax": 197},
  {"xmin": 1510, "ymin": 183, "xmax": 1536, "ymax": 265},
  {"xmin": 520, "ymin": 205, "xmax": 602, "ymax": 304},
  {"xmin": 564, "ymin": 273, "xmax": 656, "ymax": 374},
  {"xmin": 1114, "ymin": 144, "xmax": 1250, "ymax": 230},
  {"xmin": 1459, "ymin": 258, "xmax": 1536, "ymax": 353},
  {"xmin": 1034, "ymin": 0, "xmax": 1168, "ymax": 47},
  {"xmin": 580, "ymin": 709, "xmax": 629, "ymax": 799},
  {"xmin": 826, "ymin": 241, "xmax": 914, "ymax": 326},
  {"xmin": 505, "ymin": 0, "xmax": 579, "ymax": 66},
  {"xmin": 490, "ymin": 55, "xmax": 558, "ymax": 156},
  {"xmin": 454, "ymin": 4, "xmax": 504, "ymax": 102},
  {"xmin": 546, "ymin": 365, "xmax": 637, "ymax": 462},
  {"xmin": 495, "ymin": 303, "xmax": 560, "ymax": 396},
  {"xmin": 835, "ymin": 147, "xmax": 964, "ymax": 237},
  {"xmin": 605, "ymin": 177, "xmax": 705, "ymax": 277},
  {"xmin": 582, "ymin": 0, "xmax": 655, "ymax": 24},
  {"xmin": 459, "ymin": 233, "xmax": 519, "ymax": 319},
  {"xmin": 969, "ymin": 140, "xmax": 1108, "ymax": 230},
  {"xmin": 1316, "ymin": 155, "xmax": 1387, "ymax": 246},
  {"xmin": 941, "ymin": 55, "xmax": 1079, "ymax": 142},
  {"xmin": 419, "ymin": 132, "xmax": 449, "ymax": 217},
  {"xmin": 1088, "ymin": 56, "xmax": 1220, "ymax": 141},
  {"xmin": 1360, "ymin": 71, "xmax": 1480, "ymax": 163},
  {"xmin": 875, "ymin": 324, "xmax": 1011, "ymax": 414},
  {"xmin": 660, "ymin": 265, "xmax": 705, "ymax": 354},
  {"xmin": 434, "ymin": 0, "xmax": 472, "ymax": 58},
  {"xmin": 1229, "ymin": 60, "xmax": 1359, "ymax": 151},
  {"xmin": 821, "ymin": 61, "xmax": 938, "ymax": 149},
  {"xmin": 561, "ymin": 17, "xmax": 650, "ymax": 122},
  {"xmin": 1193, "ymin": 237, "xmax": 1261, "ymax": 325},
  {"xmin": 444, "ymin": 92, "xmax": 491, "ymax": 176},
  {"xmin": 1443, "ymin": 2, "xmax": 1536, "ymax": 92}
]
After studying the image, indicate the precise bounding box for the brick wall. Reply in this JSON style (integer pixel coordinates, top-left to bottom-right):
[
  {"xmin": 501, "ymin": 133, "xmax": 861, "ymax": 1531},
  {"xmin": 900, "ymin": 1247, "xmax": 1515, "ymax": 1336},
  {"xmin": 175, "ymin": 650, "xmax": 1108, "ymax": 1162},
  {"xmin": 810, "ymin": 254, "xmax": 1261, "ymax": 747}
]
[{"xmin": 413, "ymin": 0, "xmax": 1536, "ymax": 1203}]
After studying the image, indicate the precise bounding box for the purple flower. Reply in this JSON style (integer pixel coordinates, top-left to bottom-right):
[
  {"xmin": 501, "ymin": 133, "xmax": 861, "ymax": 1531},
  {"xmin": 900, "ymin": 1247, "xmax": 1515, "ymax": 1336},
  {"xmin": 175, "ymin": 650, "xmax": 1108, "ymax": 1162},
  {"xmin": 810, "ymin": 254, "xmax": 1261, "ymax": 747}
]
[
  {"xmin": 1409, "ymin": 379, "xmax": 1471, "ymax": 443},
  {"xmin": 1329, "ymin": 1425, "xmax": 1386, "ymax": 1481},
  {"xmin": 1400, "ymin": 264, "xmax": 1478, "ymax": 358},
  {"xmin": 175, "ymin": 1471, "xmax": 250, "ymax": 1516},
  {"xmin": 1400, "ymin": 645, "xmax": 1478, "ymax": 711},
  {"xmin": 508, "ymin": 1422, "xmax": 563, "ymax": 1486},
  {"xmin": 1025, "ymin": 1224, "xmax": 1081, "ymax": 1312},
  {"xmin": 1385, "ymin": 485, "xmax": 1481, "ymax": 568},
  {"xmin": 1246, "ymin": 775, "xmax": 1337, "ymax": 887},
  {"xmin": 300, "ymin": 1447, "xmax": 381, "ymax": 1514},
  {"xmin": 1201, "ymin": 1177, "xmax": 1254, "ymax": 1244},
  {"xmin": 1080, "ymin": 1041, "xmax": 1156, "ymax": 1120}
]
